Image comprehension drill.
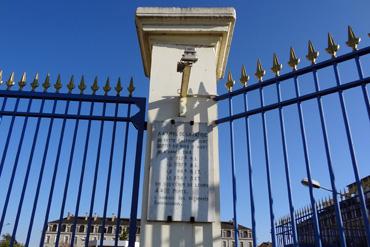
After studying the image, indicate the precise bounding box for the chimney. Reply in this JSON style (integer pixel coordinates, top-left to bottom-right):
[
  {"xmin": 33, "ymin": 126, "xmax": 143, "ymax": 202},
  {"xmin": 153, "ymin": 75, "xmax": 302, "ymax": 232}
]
[
  {"xmin": 85, "ymin": 213, "xmax": 88, "ymax": 221},
  {"xmin": 94, "ymin": 213, "xmax": 98, "ymax": 222},
  {"xmin": 112, "ymin": 214, "xmax": 116, "ymax": 222},
  {"xmin": 67, "ymin": 212, "xmax": 72, "ymax": 220}
]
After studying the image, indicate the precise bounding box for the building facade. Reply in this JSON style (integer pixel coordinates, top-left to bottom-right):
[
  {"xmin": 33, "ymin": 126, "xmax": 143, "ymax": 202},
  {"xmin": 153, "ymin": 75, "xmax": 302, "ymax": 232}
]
[{"xmin": 44, "ymin": 216, "xmax": 253, "ymax": 247}]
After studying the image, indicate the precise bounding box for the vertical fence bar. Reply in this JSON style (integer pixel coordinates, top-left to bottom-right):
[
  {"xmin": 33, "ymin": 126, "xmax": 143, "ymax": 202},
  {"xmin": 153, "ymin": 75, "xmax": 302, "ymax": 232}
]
[
  {"xmin": 228, "ymin": 95, "xmax": 239, "ymax": 246},
  {"xmin": 0, "ymin": 98, "xmax": 32, "ymax": 234},
  {"xmin": 333, "ymin": 63, "xmax": 370, "ymax": 245},
  {"xmin": 70, "ymin": 101, "xmax": 95, "ymax": 247},
  {"xmin": 312, "ymin": 69, "xmax": 347, "ymax": 247},
  {"xmin": 55, "ymin": 100, "xmax": 82, "ymax": 247},
  {"xmin": 115, "ymin": 104, "xmax": 132, "ymax": 247},
  {"xmin": 354, "ymin": 56, "xmax": 370, "ymax": 119},
  {"xmin": 275, "ymin": 77, "xmax": 298, "ymax": 247},
  {"xmin": 243, "ymin": 92, "xmax": 257, "ymax": 247},
  {"xmin": 99, "ymin": 103, "xmax": 119, "ymax": 247},
  {"xmin": 10, "ymin": 98, "xmax": 46, "ymax": 247},
  {"xmin": 85, "ymin": 102, "xmax": 107, "ymax": 247},
  {"xmin": 0, "ymin": 97, "xmax": 19, "ymax": 179},
  {"xmin": 39, "ymin": 100, "xmax": 70, "ymax": 247},
  {"xmin": 128, "ymin": 110, "xmax": 145, "ymax": 247},
  {"xmin": 25, "ymin": 100, "xmax": 57, "ymax": 247},
  {"xmin": 258, "ymin": 86, "xmax": 276, "ymax": 247},
  {"xmin": 293, "ymin": 75, "xmax": 322, "ymax": 247}
]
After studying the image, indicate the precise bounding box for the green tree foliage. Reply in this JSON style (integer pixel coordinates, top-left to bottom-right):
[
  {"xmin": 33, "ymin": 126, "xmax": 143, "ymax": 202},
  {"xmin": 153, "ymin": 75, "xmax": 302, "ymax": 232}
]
[{"xmin": 0, "ymin": 234, "xmax": 24, "ymax": 247}]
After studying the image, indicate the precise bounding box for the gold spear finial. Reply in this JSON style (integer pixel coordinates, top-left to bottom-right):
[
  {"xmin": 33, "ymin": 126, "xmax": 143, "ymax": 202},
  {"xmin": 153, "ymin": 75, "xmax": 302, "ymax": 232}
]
[
  {"xmin": 239, "ymin": 65, "xmax": 250, "ymax": 87},
  {"xmin": 67, "ymin": 75, "xmax": 75, "ymax": 93},
  {"xmin": 225, "ymin": 71, "xmax": 234, "ymax": 92},
  {"xmin": 115, "ymin": 77, "xmax": 123, "ymax": 96},
  {"xmin": 103, "ymin": 77, "xmax": 111, "ymax": 95},
  {"xmin": 54, "ymin": 74, "xmax": 62, "ymax": 93},
  {"xmin": 78, "ymin": 76, "xmax": 86, "ymax": 94},
  {"xmin": 42, "ymin": 73, "xmax": 51, "ymax": 92},
  {"xmin": 31, "ymin": 73, "xmax": 39, "ymax": 91},
  {"xmin": 306, "ymin": 41, "xmax": 319, "ymax": 64},
  {"xmin": 6, "ymin": 72, "xmax": 15, "ymax": 89},
  {"xmin": 18, "ymin": 72, "xmax": 27, "ymax": 91},
  {"xmin": 325, "ymin": 33, "xmax": 340, "ymax": 58},
  {"xmin": 346, "ymin": 26, "xmax": 361, "ymax": 51},
  {"xmin": 127, "ymin": 77, "xmax": 135, "ymax": 96},
  {"xmin": 288, "ymin": 47, "xmax": 300, "ymax": 70},
  {"xmin": 91, "ymin": 76, "xmax": 99, "ymax": 95},
  {"xmin": 0, "ymin": 70, "xmax": 3, "ymax": 85},
  {"xmin": 271, "ymin": 53, "xmax": 283, "ymax": 77},
  {"xmin": 255, "ymin": 59, "xmax": 266, "ymax": 82}
]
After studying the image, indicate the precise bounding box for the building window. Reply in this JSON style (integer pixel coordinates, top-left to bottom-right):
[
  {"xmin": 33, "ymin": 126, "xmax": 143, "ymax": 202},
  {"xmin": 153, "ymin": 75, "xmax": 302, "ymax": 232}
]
[
  {"xmin": 136, "ymin": 227, "xmax": 141, "ymax": 234},
  {"xmin": 64, "ymin": 236, "xmax": 69, "ymax": 243},
  {"xmin": 90, "ymin": 226, "xmax": 94, "ymax": 233},
  {"xmin": 61, "ymin": 224, "xmax": 67, "ymax": 232},
  {"xmin": 232, "ymin": 241, "xmax": 235, "ymax": 247},
  {"xmin": 249, "ymin": 242, "xmax": 252, "ymax": 247},
  {"xmin": 107, "ymin": 226, "xmax": 113, "ymax": 234},
  {"xmin": 45, "ymin": 235, "xmax": 50, "ymax": 243},
  {"xmin": 79, "ymin": 225, "xmax": 85, "ymax": 233},
  {"xmin": 222, "ymin": 241, "xmax": 227, "ymax": 247},
  {"xmin": 51, "ymin": 224, "xmax": 57, "ymax": 232},
  {"xmin": 240, "ymin": 242, "xmax": 244, "ymax": 247},
  {"xmin": 227, "ymin": 230, "xmax": 231, "ymax": 238}
]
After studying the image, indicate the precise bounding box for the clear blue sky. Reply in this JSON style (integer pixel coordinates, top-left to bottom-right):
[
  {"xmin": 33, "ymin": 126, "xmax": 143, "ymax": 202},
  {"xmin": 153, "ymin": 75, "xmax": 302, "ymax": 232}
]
[{"xmin": 0, "ymin": 0, "xmax": 370, "ymax": 245}]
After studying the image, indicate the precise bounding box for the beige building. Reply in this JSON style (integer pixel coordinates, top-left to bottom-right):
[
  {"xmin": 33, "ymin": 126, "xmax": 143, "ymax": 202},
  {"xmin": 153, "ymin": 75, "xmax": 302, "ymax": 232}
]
[{"xmin": 44, "ymin": 215, "xmax": 253, "ymax": 247}]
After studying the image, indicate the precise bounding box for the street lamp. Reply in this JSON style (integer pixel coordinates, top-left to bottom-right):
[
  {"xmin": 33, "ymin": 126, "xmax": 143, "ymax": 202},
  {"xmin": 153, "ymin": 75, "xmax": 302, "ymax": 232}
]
[{"xmin": 301, "ymin": 178, "xmax": 347, "ymax": 196}]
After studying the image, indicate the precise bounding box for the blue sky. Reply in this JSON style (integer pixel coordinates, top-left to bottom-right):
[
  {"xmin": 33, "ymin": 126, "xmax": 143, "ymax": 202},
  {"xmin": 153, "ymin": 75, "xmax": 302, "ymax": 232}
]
[{"xmin": 0, "ymin": 0, "xmax": 370, "ymax": 245}]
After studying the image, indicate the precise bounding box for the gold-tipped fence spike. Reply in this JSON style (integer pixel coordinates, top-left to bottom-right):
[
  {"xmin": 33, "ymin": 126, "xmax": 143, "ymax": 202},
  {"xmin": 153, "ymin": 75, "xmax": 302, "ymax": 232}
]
[
  {"xmin": 78, "ymin": 76, "xmax": 86, "ymax": 94},
  {"xmin": 91, "ymin": 76, "xmax": 99, "ymax": 94},
  {"xmin": 326, "ymin": 33, "xmax": 340, "ymax": 58},
  {"xmin": 239, "ymin": 65, "xmax": 250, "ymax": 87},
  {"xmin": 306, "ymin": 40, "xmax": 319, "ymax": 64},
  {"xmin": 255, "ymin": 59, "xmax": 266, "ymax": 82},
  {"xmin": 128, "ymin": 77, "xmax": 135, "ymax": 96},
  {"xmin": 271, "ymin": 53, "xmax": 283, "ymax": 77},
  {"xmin": 288, "ymin": 47, "xmax": 300, "ymax": 70},
  {"xmin": 103, "ymin": 77, "xmax": 111, "ymax": 95},
  {"xmin": 67, "ymin": 75, "xmax": 75, "ymax": 93},
  {"xmin": 18, "ymin": 72, "xmax": 27, "ymax": 91},
  {"xmin": 6, "ymin": 72, "xmax": 15, "ymax": 89},
  {"xmin": 115, "ymin": 77, "xmax": 123, "ymax": 96},
  {"xmin": 0, "ymin": 70, "xmax": 3, "ymax": 85},
  {"xmin": 43, "ymin": 74, "xmax": 51, "ymax": 92},
  {"xmin": 225, "ymin": 71, "xmax": 235, "ymax": 91},
  {"xmin": 54, "ymin": 74, "xmax": 62, "ymax": 92},
  {"xmin": 31, "ymin": 73, "xmax": 39, "ymax": 91},
  {"xmin": 346, "ymin": 26, "xmax": 361, "ymax": 50}
]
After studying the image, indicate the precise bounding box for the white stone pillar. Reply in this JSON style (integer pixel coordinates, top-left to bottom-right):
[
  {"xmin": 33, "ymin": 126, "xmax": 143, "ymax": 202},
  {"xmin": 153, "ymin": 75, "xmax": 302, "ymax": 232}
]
[{"xmin": 136, "ymin": 7, "xmax": 235, "ymax": 247}]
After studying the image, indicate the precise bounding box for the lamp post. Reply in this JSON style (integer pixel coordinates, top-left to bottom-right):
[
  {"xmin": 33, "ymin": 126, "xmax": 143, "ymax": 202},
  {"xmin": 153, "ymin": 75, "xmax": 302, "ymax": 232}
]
[{"xmin": 301, "ymin": 178, "xmax": 347, "ymax": 196}]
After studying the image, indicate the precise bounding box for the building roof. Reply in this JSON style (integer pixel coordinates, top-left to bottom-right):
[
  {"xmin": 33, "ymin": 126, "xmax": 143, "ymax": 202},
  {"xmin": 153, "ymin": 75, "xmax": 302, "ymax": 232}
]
[{"xmin": 49, "ymin": 216, "xmax": 251, "ymax": 230}]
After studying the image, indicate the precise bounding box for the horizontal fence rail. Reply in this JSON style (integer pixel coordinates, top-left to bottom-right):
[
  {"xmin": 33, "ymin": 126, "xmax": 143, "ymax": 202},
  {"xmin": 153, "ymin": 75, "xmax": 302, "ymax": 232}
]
[
  {"xmin": 0, "ymin": 74, "xmax": 145, "ymax": 247},
  {"xmin": 215, "ymin": 27, "xmax": 370, "ymax": 247}
]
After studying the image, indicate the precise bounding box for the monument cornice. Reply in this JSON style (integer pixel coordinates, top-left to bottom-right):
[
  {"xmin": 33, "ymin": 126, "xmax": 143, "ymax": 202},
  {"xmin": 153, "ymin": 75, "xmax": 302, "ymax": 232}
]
[{"xmin": 136, "ymin": 7, "xmax": 236, "ymax": 79}]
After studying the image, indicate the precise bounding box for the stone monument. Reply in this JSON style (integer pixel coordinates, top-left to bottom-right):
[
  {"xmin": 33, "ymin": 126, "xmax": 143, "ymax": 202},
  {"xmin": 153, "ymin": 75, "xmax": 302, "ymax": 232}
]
[{"xmin": 136, "ymin": 7, "xmax": 235, "ymax": 246}]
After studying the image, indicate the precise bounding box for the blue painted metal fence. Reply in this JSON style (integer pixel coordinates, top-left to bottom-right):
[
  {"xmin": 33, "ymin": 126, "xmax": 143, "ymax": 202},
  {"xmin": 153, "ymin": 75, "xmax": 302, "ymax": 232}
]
[
  {"xmin": 0, "ymin": 75, "xmax": 145, "ymax": 247},
  {"xmin": 215, "ymin": 27, "xmax": 370, "ymax": 247}
]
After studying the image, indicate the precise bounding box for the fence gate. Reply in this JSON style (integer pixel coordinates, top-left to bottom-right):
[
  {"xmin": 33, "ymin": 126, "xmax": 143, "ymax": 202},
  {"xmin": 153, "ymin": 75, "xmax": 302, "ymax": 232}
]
[
  {"xmin": 0, "ymin": 75, "xmax": 145, "ymax": 247},
  {"xmin": 215, "ymin": 28, "xmax": 370, "ymax": 247}
]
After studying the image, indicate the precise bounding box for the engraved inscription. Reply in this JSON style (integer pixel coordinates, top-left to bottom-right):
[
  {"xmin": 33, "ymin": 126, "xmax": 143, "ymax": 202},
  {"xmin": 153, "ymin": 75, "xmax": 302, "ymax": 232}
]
[{"xmin": 148, "ymin": 121, "xmax": 213, "ymax": 222}]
